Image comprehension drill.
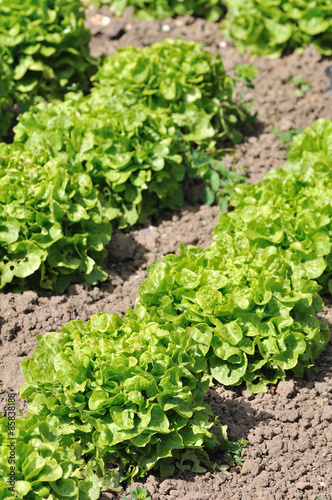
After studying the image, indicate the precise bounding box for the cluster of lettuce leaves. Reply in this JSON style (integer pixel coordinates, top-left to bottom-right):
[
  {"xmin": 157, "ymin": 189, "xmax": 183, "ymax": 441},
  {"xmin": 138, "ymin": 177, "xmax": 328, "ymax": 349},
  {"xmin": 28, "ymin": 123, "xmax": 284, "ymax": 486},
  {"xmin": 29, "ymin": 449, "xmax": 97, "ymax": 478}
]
[
  {"xmin": 214, "ymin": 119, "xmax": 332, "ymax": 294},
  {"xmin": 1, "ymin": 120, "xmax": 331, "ymax": 497},
  {"xmin": 0, "ymin": 0, "xmax": 94, "ymax": 136},
  {"xmin": 1, "ymin": 311, "xmax": 229, "ymax": 496},
  {"xmin": 92, "ymin": 38, "xmax": 246, "ymax": 149},
  {"xmin": 0, "ymin": 413, "xmax": 101, "ymax": 500},
  {"xmin": 0, "ymin": 145, "xmax": 112, "ymax": 292},
  {"xmin": 0, "ymin": 46, "xmax": 14, "ymax": 137},
  {"xmin": 12, "ymin": 91, "xmax": 187, "ymax": 231},
  {"xmin": 136, "ymin": 119, "xmax": 332, "ymax": 392},
  {"xmin": 20, "ymin": 313, "xmax": 225, "ymax": 478},
  {"xmin": 1, "ymin": 38, "xmax": 247, "ymax": 291},
  {"xmin": 86, "ymin": 0, "xmax": 224, "ymax": 21},
  {"xmin": 136, "ymin": 240, "xmax": 328, "ymax": 393},
  {"xmin": 221, "ymin": 0, "xmax": 332, "ymax": 57}
]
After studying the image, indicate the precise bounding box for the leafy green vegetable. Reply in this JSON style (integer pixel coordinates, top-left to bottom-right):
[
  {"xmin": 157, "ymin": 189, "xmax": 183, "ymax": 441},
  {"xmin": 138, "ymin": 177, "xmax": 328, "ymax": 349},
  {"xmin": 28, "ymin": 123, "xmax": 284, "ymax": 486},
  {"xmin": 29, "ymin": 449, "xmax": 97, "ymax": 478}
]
[
  {"xmin": 86, "ymin": 0, "xmax": 224, "ymax": 21},
  {"xmin": 234, "ymin": 63, "xmax": 259, "ymax": 89},
  {"xmin": 20, "ymin": 312, "xmax": 224, "ymax": 480},
  {"xmin": 222, "ymin": 0, "xmax": 332, "ymax": 57},
  {"xmin": 92, "ymin": 38, "xmax": 248, "ymax": 150},
  {"xmin": 135, "ymin": 234, "xmax": 328, "ymax": 393},
  {"xmin": 214, "ymin": 119, "xmax": 332, "ymax": 295},
  {"xmin": 0, "ymin": 0, "xmax": 95, "ymax": 107},
  {"xmin": 0, "ymin": 412, "xmax": 101, "ymax": 500},
  {"xmin": 291, "ymin": 75, "xmax": 310, "ymax": 98},
  {"xmin": 13, "ymin": 90, "xmax": 187, "ymax": 230},
  {"xmin": 134, "ymin": 119, "xmax": 330, "ymax": 392},
  {"xmin": 133, "ymin": 121, "xmax": 332, "ymax": 392},
  {"xmin": 0, "ymin": 144, "xmax": 112, "ymax": 292}
]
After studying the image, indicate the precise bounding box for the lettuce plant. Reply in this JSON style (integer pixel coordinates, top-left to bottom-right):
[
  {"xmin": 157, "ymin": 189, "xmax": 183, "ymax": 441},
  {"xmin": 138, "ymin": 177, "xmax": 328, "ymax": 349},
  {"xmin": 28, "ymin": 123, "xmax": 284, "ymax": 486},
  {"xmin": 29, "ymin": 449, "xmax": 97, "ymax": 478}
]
[
  {"xmin": 20, "ymin": 312, "xmax": 224, "ymax": 480},
  {"xmin": 222, "ymin": 0, "xmax": 332, "ymax": 57},
  {"xmin": 13, "ymin": 90, "xmax": 187, "ymax": 230},
  {"xmin": 86, "ymin": 0, "xmax": 224, "ymax": 21},
  {"xmin": 92, "ymin": 38, "xmax": 248, "ymax": 149},
  {"xmin": 0, "ymin": 144, "xmax": 112, "ymax": 292},
  {"xmin": 136, "ymin": 236, "xmax": 329, "ymax": 393},
  {"xmin": 214, "ymin": 120, "xmax": 332, "ymax": 295},
  {"xmin": 0, "ymin": 413, "xmax": 101, "ymax": 500},
  {"xmin": 0, "ymin": 0, "xmax": 94, "ymax": 107}
]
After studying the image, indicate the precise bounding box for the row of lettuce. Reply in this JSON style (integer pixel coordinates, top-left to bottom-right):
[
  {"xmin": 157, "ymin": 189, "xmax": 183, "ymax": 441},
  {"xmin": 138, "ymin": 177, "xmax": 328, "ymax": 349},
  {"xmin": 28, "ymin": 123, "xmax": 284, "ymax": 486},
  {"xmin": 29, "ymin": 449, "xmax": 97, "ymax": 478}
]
[
  {"xmin": 1, "ymin": 119, "xmax": 331, "ymax": 499},
  {"xmin": 1, "ymin": 0, "xmax": 331, "ymax": 136},
  {"xmin": 137, "ymin": 120, "xmax": 332, "ymax": 391},
  {"xmin": 0, "ymin": 37, "xmax": 248, "ymax": 292}
]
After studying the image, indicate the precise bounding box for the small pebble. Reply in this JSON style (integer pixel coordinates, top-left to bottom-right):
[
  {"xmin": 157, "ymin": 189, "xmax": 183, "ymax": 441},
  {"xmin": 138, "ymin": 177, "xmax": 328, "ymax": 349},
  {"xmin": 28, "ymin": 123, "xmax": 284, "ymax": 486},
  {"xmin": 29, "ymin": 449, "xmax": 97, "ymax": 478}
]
[
  {"xmin": 101, "ymin": 16, "xmax": 111, "ymax": 26},
  {"xmin": 161, "ymin": 24, "xmax": 171, "ymax": 32},
  {"xmin": 138, "ymin": 225, "xmax": 157, "ymax": 235},
  {"xmin": 295, "ymin": 481, "xmax": 312, "ymax": 490}
]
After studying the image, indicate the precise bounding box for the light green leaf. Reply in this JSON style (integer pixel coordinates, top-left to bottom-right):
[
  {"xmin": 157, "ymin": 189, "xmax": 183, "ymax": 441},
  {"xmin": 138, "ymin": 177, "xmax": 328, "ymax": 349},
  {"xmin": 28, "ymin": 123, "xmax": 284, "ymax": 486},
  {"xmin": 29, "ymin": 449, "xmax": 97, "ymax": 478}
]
[
  {"xmin": 210, "ymin": 354, "xmax": 247, "ymax": 385},
  {"xmin": 50, "ymin": 478, "xmax": 78, "ymax": 497}
]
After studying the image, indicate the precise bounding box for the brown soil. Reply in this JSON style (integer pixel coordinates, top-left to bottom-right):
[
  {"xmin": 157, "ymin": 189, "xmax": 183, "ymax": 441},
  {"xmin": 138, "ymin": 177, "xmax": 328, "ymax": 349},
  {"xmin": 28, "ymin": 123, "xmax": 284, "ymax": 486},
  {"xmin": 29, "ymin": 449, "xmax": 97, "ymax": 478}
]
[{"xmin": 1, "ymin": 6, "xmax": 332, "ymax": 500}]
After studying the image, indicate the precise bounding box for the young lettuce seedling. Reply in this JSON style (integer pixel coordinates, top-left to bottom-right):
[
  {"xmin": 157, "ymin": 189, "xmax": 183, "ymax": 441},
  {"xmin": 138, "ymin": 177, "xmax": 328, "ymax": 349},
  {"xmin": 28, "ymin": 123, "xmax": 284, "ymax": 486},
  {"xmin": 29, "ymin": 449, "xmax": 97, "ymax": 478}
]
[
  {"xmin": 234, "ymin": 63, "xmax": 259, "ymax": 89},
  {"xmin": 122, "ymin": 486, "xmax": 151, "ymax": 500},
  {"xmin": 291, "ymin": 75, "xmax": 310, "ymax": 98}
]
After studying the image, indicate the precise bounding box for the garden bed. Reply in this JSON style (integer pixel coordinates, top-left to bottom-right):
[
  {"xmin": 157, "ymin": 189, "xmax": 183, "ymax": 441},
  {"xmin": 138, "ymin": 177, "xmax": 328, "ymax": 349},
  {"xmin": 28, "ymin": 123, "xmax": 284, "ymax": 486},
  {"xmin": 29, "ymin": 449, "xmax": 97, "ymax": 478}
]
[{"xmin": 0, "ymin": 6, "xmax": 331, "ymax": 500}]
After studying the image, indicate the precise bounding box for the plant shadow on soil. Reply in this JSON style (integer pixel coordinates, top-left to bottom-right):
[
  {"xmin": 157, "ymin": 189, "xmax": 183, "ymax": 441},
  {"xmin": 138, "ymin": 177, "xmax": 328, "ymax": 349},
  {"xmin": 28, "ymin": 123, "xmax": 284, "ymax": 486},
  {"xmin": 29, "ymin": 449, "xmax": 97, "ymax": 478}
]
[
  {"xmin": 101, "ymin": 197, "xmax": 221, "ymax": 291},
  {"xmin": 98, "ymin": 392, "xmax": 273, "ymax": 500},
  {"xmin": 204, "ymin": 387, "xmax": 273, "ymax": 443}
]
